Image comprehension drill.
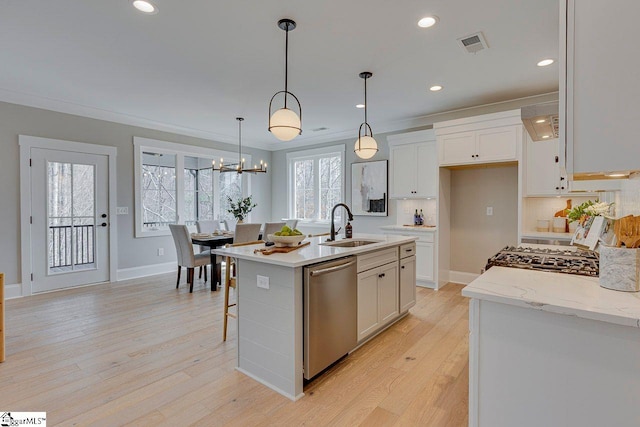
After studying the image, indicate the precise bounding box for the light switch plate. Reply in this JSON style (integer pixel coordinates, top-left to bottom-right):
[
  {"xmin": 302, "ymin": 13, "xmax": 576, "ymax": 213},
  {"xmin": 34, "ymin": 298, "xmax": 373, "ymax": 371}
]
[
  {"xmin": 486, "ymin": 206, "xmax": 493, "ymax": 216},
  {"xmin": 116, "ymin": 207, "xmax": 129, "ymax": 215},
  {"xmin": 257, "ymin": 275, "xmax": 270, "ymax": 290}
]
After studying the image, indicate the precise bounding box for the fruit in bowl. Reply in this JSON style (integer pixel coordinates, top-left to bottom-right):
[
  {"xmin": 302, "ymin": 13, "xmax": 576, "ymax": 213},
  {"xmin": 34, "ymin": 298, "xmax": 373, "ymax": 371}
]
[{"xmin": 269, "ymin": 225, "xmax": 305, "ymax": 247}]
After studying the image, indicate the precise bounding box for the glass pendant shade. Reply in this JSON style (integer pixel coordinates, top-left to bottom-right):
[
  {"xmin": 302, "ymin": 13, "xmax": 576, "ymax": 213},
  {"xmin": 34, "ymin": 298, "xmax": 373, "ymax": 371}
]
[
  {"xmin": 354, "ymin": 135, "xmax": 378, "ymax": 159},
  {"xmin": 269, "ymin": 107, "xmax": 301, "ymax": 141}
]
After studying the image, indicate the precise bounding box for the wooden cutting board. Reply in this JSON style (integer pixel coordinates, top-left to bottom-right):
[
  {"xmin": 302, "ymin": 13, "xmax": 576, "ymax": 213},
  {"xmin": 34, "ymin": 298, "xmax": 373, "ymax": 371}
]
[{"xmin": 254, "ymin": 241, "xmax": 310, "ymax": 255}]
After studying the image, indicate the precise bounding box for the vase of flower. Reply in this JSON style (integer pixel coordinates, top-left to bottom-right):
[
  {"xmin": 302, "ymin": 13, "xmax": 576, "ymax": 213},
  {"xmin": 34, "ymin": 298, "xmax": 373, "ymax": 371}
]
[{"xmin": 227, "ymin": 196, "xmax": 257, "ymax": 222}]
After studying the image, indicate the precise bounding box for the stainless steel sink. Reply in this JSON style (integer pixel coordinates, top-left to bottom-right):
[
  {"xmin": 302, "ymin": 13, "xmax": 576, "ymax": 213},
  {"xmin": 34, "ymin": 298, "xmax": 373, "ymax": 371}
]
[{"xmin": 322, "ymin": 240, "xmax": 379, "ymax": 248}]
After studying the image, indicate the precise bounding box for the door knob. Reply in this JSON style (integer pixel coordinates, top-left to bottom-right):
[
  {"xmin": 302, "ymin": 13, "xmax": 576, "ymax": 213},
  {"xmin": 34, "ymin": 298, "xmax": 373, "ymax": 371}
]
[
  {"xmin": 100, "ymin": 223, "xmax": 107, "ymax": 227},
  {"xmin": 101, "ymin": 213, "xmax": 107, "ymax": 218}
]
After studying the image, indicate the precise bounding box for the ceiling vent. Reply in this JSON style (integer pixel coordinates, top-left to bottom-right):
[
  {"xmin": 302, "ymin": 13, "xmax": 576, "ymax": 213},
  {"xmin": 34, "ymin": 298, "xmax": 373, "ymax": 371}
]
[{"xmin": 457, "ymin": 32, "xmax": 489, "ymax": 54}]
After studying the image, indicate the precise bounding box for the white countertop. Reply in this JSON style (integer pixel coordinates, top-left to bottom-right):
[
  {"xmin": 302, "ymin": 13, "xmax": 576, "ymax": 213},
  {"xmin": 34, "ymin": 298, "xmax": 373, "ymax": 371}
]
[
  {"xmin": 379, "ymin": 225, "xmax": 437, "ymax": 232},
  {"xmin": 212, "ymin": 233, "xmax": 418, "ymax": 268},
  {"xmin": 462, "ymin": 266, "xmax": 640, "ymax": 329},
  {"xmin": 521, "ymin": 230, "xmax": 574, "ymax": 241}
]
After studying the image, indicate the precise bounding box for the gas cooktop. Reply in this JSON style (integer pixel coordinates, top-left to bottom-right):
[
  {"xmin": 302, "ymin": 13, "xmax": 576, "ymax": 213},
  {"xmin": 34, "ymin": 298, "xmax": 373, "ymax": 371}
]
[{"xmin": 485, "ymin": 246, "xmax": 599, "ymax": 277}]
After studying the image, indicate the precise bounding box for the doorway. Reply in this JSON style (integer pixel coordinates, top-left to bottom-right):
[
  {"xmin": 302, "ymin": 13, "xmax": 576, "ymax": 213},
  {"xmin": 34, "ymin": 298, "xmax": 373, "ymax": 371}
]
[{"xmin": 20, "ymin": 136, "xmax": 117, "ymax": 295}]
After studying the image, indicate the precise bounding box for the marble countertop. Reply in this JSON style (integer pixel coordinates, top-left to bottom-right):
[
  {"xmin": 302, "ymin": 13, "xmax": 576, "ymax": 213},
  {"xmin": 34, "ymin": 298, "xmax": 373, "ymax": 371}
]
[
  {"xmin": 462, "ymin": 266, "xmax": 640, "ymax": 328},
  {"xmin": 212, "ymin": 233, "xmax": 417, "ymax": 268},
  {"xmin": 521, "ymin": 230, "xmax": 574, "ymax": 241},
  {"xmin": 379, "ymin": 225, "xmax": 437, "ymax": 232}
]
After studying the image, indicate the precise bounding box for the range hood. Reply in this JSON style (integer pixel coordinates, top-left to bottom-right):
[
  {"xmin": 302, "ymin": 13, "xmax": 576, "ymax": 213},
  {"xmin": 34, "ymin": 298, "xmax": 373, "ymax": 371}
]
[{"xmin": 521, "ymin": 102, "xmax": 559, "ymax": 141}]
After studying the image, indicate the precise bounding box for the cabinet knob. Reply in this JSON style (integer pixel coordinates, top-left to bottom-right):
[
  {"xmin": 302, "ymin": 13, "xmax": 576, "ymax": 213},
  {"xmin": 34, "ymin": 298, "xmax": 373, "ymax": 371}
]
[
  {"xmin": 555, "ymin": 187, "xmax": 560, "ymax": 190},
  {"xmin": 401, "ymin": 266, "xmax": 405, "ymax": 269},
  {"xmin": 561, "ymin": 186, "xmax": 565, "ymax": 190}
]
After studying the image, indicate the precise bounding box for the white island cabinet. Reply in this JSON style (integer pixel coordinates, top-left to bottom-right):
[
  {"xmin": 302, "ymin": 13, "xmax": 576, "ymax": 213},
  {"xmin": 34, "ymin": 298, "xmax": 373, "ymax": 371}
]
[
  {"xmin": 463, "ymin": 267, "xmax": 640, "ymax": 427},
  {"xmin": 213, "ymin": 233, "xmax": 417, "ymax": 400}
]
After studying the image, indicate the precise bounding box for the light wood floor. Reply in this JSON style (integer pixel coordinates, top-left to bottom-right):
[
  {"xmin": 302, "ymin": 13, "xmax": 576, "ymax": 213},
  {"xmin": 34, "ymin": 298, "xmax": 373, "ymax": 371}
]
[{"xmin": 1, "ymin": 274, "xmax": 469, "ymax": 426}]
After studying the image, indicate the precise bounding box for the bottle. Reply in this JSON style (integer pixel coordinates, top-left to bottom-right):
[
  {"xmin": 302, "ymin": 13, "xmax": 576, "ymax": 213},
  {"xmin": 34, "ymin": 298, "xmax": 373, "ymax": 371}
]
[
  {"xmin": 414, "ymin": 209, "xmax": 419, "ymax": 225},
  {"xmin": 419, "ymin": 209, "xmax": 425, "ymax": 226},
  {"xmin": 345, "ymin": 222, "xmax": 353, "ymax": 238}
]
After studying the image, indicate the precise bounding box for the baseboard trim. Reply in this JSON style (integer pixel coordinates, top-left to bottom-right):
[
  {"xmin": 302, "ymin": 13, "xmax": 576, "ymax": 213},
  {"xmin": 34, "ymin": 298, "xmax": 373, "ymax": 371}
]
[
  {"xmin": 449, "ymin": 270, "xmax": 480, "ymax": 285},
  {"xmin": 117, "ymin": 262, "xmax": 176, "ymax": 281},
  {"xmin": 5, "ymin": 282, "xmax": 24, "ymax": 299}
]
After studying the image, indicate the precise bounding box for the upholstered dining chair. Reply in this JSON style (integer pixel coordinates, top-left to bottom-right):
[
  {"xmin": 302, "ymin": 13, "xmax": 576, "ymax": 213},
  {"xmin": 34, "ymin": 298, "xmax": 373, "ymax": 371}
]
[
  {"xmin": 285, "ymin": 219, "xmax": 298, "ymax": 230},
  {"xmin": 222, "ymin": 238, "xmax": 264, "ymax": 341},
  {"xmin": 233, "ymin": 223, "xmax": 262, "ymax": 244},
  {"xmin": 169, "ymin": 224, "xmax": 211, "ymax": 293},
  {"xmin": 224, "ymin": 219, "xmax": 237, "ymax": 233},
  {"xmin": 263, "ymin": 222, "xmax": 286, "ymax": 241},
  {"xmin": 196, "ymin": 219, "xmax": 222, "ymax": 280}
]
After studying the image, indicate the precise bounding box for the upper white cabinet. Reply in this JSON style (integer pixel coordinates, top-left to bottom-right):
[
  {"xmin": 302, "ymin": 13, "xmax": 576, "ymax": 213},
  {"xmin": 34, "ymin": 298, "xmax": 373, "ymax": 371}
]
[
  {"xmin": 387, "ymin": 129, "xmax": 437, "ymax": 199},
  {"xmin": 434, "ymin": 110, "xmax": 522, "ymax": 167},
  {"xmin": 561, "ymin": 0, "xmax": 640, "ymax": 177},
  {"xmin": 525, "ymin": 137, "xmax": 569, "ymax": 196}
]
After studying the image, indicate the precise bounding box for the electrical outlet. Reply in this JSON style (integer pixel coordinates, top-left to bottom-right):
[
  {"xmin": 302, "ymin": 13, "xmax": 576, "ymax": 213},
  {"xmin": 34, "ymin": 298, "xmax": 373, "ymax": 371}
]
[
  {"xmin": 486, "ymin": 206, "xmax": 493, "ymax": 216},
  {"xmin": 257, "ymin": 275, "xmax": 270, "ymax": 290},
  {"xmin": 157, "ymin": 248, "xmax": 164, "ymax": 256},
  {"xmin": 116, "ymin": 207, "xmax": 128, "ymax": 215}
]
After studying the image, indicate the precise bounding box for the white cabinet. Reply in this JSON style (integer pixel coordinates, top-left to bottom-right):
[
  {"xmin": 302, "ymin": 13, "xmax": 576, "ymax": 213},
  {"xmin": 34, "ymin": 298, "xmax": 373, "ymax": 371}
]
[
  {"xmin": 561, "ymin": 0, "xmax": 640, "ymax": 177},
  {"xmin": 439, "ymin": 125, "xmax": 519, "ymax": 166},
  {"xmin": 356, "ymin": 251, "xmax": 399, "ymax": 342},
  {"xmin": 525, "ymin": 137, "xmax": 569, "ymax": 196},
  {"xmin": 415, "ymin": 241, "xmax": 434, "ymax": 283},
  {"xmin": 387, "ymin": 130, "xmax": 437, "ymax": 199},
  {"xmin": 434, "ymin": 110, "xmax": 522, "ymax": 167},
  {"xmin": 399, "ymin": 255, "xmax": 416, "ymax": 313}
]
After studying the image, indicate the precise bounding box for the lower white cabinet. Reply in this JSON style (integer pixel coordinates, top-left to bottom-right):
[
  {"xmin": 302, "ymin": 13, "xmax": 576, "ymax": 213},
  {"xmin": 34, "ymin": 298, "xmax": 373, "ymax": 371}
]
[
  {"xmin": 357, "ymin": 260, "xmax": 399, "ymax": 342},
  {"xmin": 416, "ymin": 241, "xmax": 434, "ymax": 283},
  {"xmin": 399, "ymin": 255, "xmax": 417, "ymax": 313}
]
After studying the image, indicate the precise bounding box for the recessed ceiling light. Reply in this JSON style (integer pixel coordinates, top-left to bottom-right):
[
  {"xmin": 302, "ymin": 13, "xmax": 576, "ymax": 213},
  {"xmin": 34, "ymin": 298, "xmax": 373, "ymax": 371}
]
[
  {"xmin": 542, "ymin": 135, "xmax": 550, "ymax": 139},
  {"xmin": 429, "ymin": 85, "xmax": 443, "ymax": 92},
  {"xmin": 535, "ymin": 119, "xmax": 546, "ymax": 123},
  {"xmin": 537, "ymin": 59, "xmax": 554, "ymax": 67},
  {"xmin": 356, "ymin": 104, "xmax": 365, "ymax": 109},
  {"xmin": 418, "ymin": 16, "xmax": 439, "ymax": 28},
  {"xmin": 132, "ymin": 0, "xmax": 158, "ymax": 14}
]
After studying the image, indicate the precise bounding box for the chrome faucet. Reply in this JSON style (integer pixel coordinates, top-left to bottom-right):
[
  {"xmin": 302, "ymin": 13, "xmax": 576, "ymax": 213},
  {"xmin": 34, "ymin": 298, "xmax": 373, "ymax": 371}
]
[{"xmin": 328, "ymin": 203, "xmax": 354, "ymax": 241}]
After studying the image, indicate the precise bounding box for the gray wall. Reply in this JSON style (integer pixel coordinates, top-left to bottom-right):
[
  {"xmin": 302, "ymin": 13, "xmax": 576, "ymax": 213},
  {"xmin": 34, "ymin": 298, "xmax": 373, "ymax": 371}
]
[
  {"xmin": 450, "ymin": 166, "xmax": 519, "ymax": 274},
  {"xmin": 0, "ymin": 101, "xmax": 272, "ymax": 285}
]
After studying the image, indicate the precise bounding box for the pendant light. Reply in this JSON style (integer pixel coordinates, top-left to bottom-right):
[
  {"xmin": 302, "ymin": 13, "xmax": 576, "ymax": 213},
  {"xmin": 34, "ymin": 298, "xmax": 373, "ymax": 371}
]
[
  {"xmin": 268, "ymin": 18, "xmax": 302, "ymax": 141},
  {"xmin": 212, "ymin": 118, "xmax": 267, "ymax": 174},
  {"xmin": 354, "ymin": 71, "xmax": 378, "ymax": 159}
]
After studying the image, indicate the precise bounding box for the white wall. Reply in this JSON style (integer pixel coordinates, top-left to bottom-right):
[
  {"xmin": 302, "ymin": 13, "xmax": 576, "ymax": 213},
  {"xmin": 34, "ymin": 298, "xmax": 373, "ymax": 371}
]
[{"xmin": 0, "ymin": 101, "xmax": 272, "ymax": 287}]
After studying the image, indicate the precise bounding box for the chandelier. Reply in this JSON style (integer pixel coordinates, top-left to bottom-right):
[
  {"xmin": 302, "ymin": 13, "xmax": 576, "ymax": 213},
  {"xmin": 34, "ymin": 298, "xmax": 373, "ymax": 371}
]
[{"xmin": 212, "ymin": 118, "xmax": 267, "ymax": 174}]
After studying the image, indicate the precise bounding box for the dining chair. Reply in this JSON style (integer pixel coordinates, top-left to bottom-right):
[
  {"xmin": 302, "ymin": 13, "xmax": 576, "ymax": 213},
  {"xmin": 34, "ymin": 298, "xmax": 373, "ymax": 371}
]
[
  {"xmin": 263, "ymin": 222, "xmax": 286, "ymax": 241},
  {"xmin": 196, "ymin": 219, "xmax": 222, "ymax": 280},
  {"xmin": 169, "ymin": 224, "xmax": 211, "ymax": 293},
  {"xmin": 234, "ymin": 223, "xmax": 262, "ymax": 244},
  {"xmin": 224, "ymin": 219, "xmax": 237, "ymax": 233},
  {"xmin": 222, "ymin": 239, "xmax": 264, "ymax": 341}
]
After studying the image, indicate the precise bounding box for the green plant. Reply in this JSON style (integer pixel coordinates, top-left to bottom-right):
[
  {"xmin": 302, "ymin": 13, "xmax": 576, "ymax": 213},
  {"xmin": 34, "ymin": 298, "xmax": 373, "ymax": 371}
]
[
  {"xmin": 227, "ymin": 196, "xmax": 257, "ymax": 221},
  {"xmin": 565, "ymin": 200, "xmax": 595, "ymax": 224}
]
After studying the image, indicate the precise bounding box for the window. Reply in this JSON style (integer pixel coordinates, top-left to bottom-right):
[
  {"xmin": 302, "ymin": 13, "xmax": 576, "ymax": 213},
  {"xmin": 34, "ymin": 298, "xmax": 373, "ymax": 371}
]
[
  {"xmin": 134, "ymin": 137, "xmax": 250, "ymax": 237},
  {"xmin": 287, "ymin": 145, "xmax": 345, "ymax": 223}
]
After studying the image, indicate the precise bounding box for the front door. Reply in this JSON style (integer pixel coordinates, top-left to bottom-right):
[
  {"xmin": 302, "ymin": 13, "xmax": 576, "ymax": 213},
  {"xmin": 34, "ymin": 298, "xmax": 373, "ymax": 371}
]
[{"xmin": 30, "ymin": 148, "xmax": 110, "ymax": 292}]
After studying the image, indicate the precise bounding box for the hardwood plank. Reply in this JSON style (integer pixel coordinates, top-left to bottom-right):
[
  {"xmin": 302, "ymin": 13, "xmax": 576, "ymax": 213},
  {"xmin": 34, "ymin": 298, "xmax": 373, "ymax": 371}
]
[{"xmin": 0, "ymin": 276, "xmax": 469, "ymax": 425}]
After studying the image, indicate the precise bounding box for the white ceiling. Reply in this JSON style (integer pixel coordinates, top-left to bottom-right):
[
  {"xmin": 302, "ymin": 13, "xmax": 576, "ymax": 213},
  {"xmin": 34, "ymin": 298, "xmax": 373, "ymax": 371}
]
[{"xmin": 0, "ymin": 0, "xmax": 559, "ymax": 150}]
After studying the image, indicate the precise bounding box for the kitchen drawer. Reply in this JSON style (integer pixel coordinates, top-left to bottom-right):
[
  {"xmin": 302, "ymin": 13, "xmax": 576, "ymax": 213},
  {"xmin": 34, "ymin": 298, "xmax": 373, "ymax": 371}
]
[
  {"xmin": 357, "ymin": 247, "xmax": 398, "ymax": 273},
  {"xmin": 399, "ymin": 243, "xmax": 416, "ymax": 259},
  {"xmin": 417, "ymin": 233, "xmax": 434, "ymax": 243}
]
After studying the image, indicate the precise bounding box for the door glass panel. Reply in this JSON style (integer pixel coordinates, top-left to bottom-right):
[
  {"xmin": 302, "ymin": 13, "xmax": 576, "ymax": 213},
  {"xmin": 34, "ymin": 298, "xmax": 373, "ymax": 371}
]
[
  {"xmin": 47, "ymin": 161, "xmax": 96, "ymax": 272},
  {"xmin": 141, "ymin": 152, "xmax": 176, "ymax": 230}
]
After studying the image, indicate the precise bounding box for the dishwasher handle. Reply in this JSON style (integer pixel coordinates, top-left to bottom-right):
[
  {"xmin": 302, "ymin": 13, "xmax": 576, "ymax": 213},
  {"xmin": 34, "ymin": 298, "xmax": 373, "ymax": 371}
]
[{"xmin": 309, "ymin": 260, "xmax": 356, "ymax": 277}]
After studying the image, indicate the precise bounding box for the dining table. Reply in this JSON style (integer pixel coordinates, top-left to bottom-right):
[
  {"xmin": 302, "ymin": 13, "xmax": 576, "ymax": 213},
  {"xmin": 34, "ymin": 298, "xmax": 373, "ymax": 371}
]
[{"xmin": 191, "ymin": 234, "xmax": 234, "ymax": 291}]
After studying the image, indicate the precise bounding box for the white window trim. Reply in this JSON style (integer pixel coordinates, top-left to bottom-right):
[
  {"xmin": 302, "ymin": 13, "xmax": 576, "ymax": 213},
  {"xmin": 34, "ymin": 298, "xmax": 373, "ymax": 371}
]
[
  {"xmin": 134, "ymin": 137, "xmax": 251, "ymax": 238},
  {"xmin": 286, "ymin": 144, "xmax": 345, "ymax": 225}
]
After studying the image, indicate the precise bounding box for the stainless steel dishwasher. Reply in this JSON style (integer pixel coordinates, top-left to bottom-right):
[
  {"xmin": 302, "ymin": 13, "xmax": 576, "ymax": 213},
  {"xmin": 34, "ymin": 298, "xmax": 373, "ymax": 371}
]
[{"xmin": 304, "ymin": 256, "xmax": 357, "ymax": 380}]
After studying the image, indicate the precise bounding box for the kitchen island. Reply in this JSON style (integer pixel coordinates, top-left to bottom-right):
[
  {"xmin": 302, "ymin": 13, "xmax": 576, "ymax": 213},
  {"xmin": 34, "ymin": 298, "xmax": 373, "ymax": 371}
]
[
  {"xmin": 463, "ymin": 266, "xmax": 640, "ymax": 427},
  {"xmin": 213, "ymin": 233, "xmax": 418, "ymax": 400}
]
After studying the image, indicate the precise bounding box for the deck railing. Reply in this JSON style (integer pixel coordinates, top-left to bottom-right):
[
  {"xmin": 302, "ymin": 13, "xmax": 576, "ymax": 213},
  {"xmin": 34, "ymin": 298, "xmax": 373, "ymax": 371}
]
[{"xmin": 49, "ymin": 225, "xmax": 95, "ymax": 268}]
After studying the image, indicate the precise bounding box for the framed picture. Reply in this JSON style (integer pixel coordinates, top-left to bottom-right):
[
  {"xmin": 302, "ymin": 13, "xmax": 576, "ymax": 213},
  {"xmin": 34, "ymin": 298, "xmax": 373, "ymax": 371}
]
[
  {"xmin": 571, "ymin": 215, "xmax": 606, "ymax": 250},
  {"xmin": 351, "ymin": 160, "xmax": 388, "ymax": 216}
]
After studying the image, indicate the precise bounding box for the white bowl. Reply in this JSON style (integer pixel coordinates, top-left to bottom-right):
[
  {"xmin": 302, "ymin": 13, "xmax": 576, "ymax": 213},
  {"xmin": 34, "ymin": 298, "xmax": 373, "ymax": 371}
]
[{"xmin": 268, "ymin": 234, "xmax": 305, "ymax": 247}]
